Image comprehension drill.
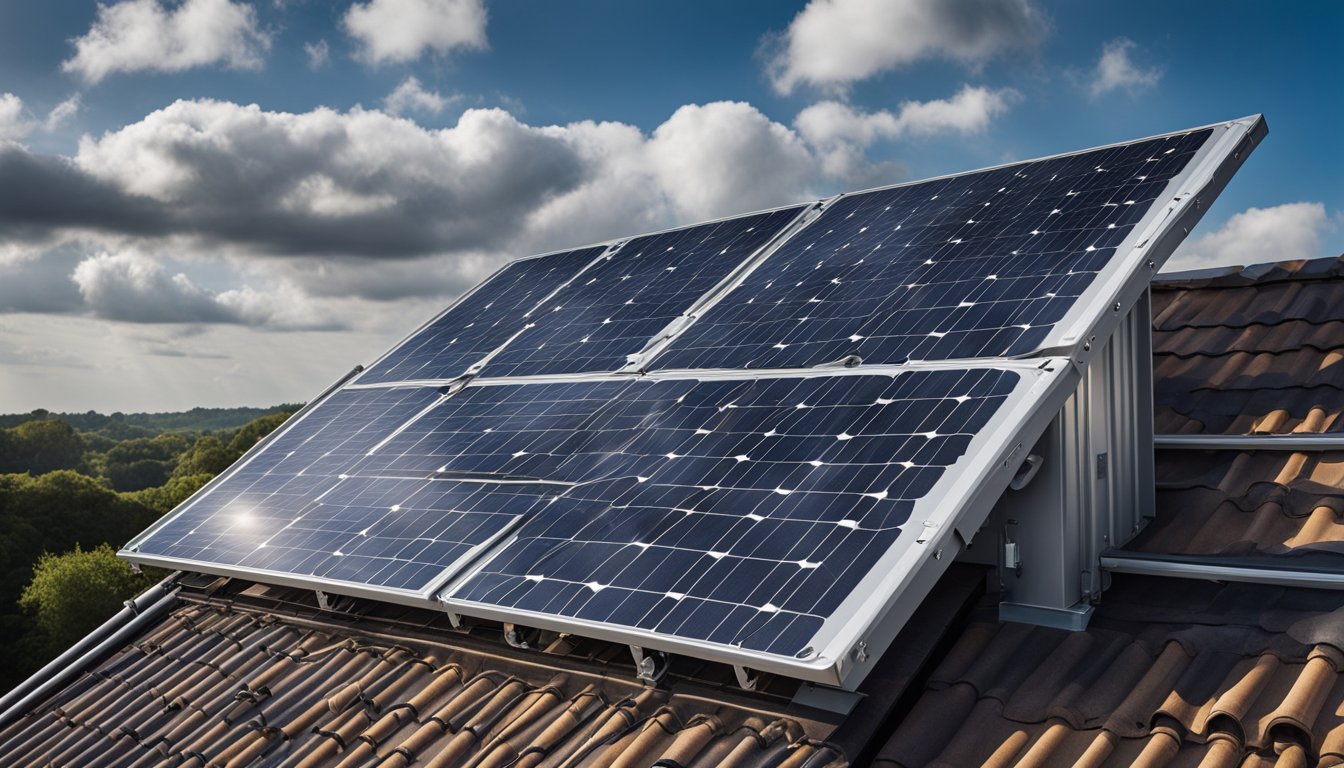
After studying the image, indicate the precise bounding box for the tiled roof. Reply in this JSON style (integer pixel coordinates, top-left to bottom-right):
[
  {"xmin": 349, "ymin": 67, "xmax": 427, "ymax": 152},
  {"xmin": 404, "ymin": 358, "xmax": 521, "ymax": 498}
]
[
  {"xmin": 1152, "ymin": 255, "xmax": 1344, "ymax": 436},
  {"xmin": 1124, "ymin": 449, "xmax": 1344, "ymax": 566},
  {"xmin": 877, "ymin": 255, "xmax": 1344, "ymax": 766},
  {"xmin": 1124, "ymin": 254, "xmax": 1344, "ymax": 567},
  {"xmin": 875, "ymin": 576, "xmax": 1344, "ymax": 767},
  {"xmin": 0, "ymin": 585, "xmax": 846, "ymax": 767}
]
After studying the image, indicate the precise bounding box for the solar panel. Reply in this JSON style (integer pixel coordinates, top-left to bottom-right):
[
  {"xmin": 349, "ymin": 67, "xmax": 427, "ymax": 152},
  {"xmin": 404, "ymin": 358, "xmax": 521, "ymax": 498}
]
[
  {"xmin": 124, "ymin": 386, "xmax": 548, "ymax": 596},
  {"xmin": 356, "ymin": 245, "xmax": 608, "ymax": 385},
  {"xmin": 442, "ymin": 368, "xmax": 1022, "ymax": 658},
  {"xmin": 478, "ymin": 206, "xmax": 807, "ymax": 378},
  {"xmin": 652, "ymin": 129, "xmax": 1212, "ymax": 370},
  {"xmin": 123, "ymin": 116, "xmax": 1264, "ymax": 686}
]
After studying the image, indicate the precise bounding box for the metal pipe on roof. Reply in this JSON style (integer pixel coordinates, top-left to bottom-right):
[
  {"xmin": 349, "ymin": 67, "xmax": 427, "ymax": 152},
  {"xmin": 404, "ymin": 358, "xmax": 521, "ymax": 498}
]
[
  {"xmin": 1154, "ymin": 434, "xmax": 1344, "ymax": 451},
  {"xmin": 0, "ymin": 576, "xmax": 180, "ymax": 730}
]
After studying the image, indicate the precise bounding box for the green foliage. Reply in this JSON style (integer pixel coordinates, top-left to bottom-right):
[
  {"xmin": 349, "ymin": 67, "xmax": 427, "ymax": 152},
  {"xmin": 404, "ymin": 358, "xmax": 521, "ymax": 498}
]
[
  {"xmin": 0, "ymin": 469, "xmax": 159, "ymax": 688},
  {"xmin": 0, "ymin": 404, "xmax": 302, "ymax": 433},
  {"xmin": 102, "ymin": 433, "xmax": 191, "ymax": 491},
  {"xmin": 0, "ymin": 470, "xmax": 158, "ymax": 601},
  {"xmin": 173, "ymin": 436, "xmax": 233, "ymax": 479},
  {"xmin": 227, "ymin": 411, "xmax": 293, "ymax": 457},
  {"xmin": 128, "ymin": 472, "xmax": 213, "ymax": 515},
  {"xmin": 0, "ymin": 405, "xmax": 298, "ymax": 689},
  {"xmin": 0, "ymin": 419, "xmax": 86, "ymax": 474},
  {"xmin": 19, "ymin": 545, "xmax": 156, "ymax": 654}
]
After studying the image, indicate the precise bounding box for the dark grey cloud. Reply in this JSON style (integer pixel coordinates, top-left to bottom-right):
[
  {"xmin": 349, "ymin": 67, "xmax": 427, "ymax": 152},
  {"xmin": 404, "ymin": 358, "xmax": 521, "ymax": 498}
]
[{"xmin": 0, "ymin": 146, "xmax": 168, "ymax": 241}]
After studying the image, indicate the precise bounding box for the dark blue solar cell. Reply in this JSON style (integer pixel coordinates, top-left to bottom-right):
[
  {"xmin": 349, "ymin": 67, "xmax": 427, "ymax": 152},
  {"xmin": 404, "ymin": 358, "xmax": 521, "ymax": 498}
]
[
  {"xmin": 357, "ymin": 246, "xmax": 607, "ymax": 384},
  {"xmin": 652, "ymin": 129, "xmax": 1212, "ymax": 370},
  {"xmin": 478, "ymin": 206, "xmax": 806, "ymax": 377},
  {"xmin": 129, "ymin": 386, "xmax": 560, "ymax": 593},
  {"xmin": 130, "ymin": 368, "xmax": 1017, "ymax": 630},
  {"xmin": 446, "ymin": 367, "xmax": 1018, "ymax": 656}
]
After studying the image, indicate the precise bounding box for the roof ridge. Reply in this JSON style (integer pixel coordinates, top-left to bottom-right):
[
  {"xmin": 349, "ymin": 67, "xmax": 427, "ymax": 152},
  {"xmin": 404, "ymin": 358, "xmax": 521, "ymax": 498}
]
[{"xmin": 1154, "ymin": 254, "xmax": 1344, "ymax": 290}]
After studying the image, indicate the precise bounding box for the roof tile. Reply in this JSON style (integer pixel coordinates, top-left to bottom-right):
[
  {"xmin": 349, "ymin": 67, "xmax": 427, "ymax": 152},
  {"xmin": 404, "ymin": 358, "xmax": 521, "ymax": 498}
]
[{"xmin": 0, "ymin": 599, "xmax": 840, "ymax": 767}]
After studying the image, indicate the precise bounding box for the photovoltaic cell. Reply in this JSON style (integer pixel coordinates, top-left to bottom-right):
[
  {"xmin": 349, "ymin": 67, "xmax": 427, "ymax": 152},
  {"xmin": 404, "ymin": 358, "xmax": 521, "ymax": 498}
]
[
  {"xmin": 653, "ymin": 129, "xmax": 1212, "ymax": 371},
  {"xmin": 444, "ymin": 368, "xmax": 1018, "ymax": 656},
  {"xmin": 129, "ymin": 386, "xmax": 541, "ymax": 592},
  {"xmin": 357, "ymin": 246, "xmax": 607, "ymax": 384},
  {"xmin": 129, "ymin": 368, "xmax": 1015, "ymax": 617},
  {"xmin": 478, "ymin": 206, "xmax": 806, "ymax": 377}
]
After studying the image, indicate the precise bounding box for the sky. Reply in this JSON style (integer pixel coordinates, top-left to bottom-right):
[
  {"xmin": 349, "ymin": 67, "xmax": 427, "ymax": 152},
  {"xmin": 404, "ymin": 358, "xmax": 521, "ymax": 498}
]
[{"xmin": 0, "ymin": 0, "xmax": 1340, "ymax": 414}]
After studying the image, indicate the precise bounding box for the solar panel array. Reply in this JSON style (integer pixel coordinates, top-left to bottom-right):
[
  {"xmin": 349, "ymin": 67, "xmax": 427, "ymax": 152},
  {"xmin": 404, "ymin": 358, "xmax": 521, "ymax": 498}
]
[
  {"xmin": 125, "ymin": 120, "xmax": 1251, "ymax": 681},
  {"xmin": 357, "ymin": 246, "xmax": 607, "ymax": 384},
  {"xmin": 447, "ymin": 369, "xmax": 1017, "ymax": 655},
  {"xmin": 480, "ymin": 206, "xmax": 806, "ymax": 377},
  {"xmin": 654, "ymin": 129, "xmax": 1210, "ymax": 370}
]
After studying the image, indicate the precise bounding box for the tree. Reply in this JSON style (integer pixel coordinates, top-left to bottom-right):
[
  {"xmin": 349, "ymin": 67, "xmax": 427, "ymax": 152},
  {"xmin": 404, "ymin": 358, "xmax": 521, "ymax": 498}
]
[
  {"xmin": 0, "ymin": 419, "xmax": 85, "ymax": 474},
  {"xmin": 0, "ymin": 470, "xmax": 158, "ymax": 610},
  {"xmin": 129, "ymin": 472, "xmax": 213, "ymax": 515},
  {"xmin": 102, "ymin": 434, "xmax": 190, "ymax": 490},
  {"xmin": 226, "ymin": 411, "xmax": 293, "ymax": 460},
  {"xmin": 173, "ymin": 436, "xmax": 233, "ymax": 478},
  {"xmin": 19, "ymin": 545, "xmax": 156, "ymax": 653}
]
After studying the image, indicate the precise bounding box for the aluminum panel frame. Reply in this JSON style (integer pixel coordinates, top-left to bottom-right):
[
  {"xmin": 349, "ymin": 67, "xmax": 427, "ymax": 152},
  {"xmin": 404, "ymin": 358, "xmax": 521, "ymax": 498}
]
[{"xmin": 437, "ymin": 360, "xmax": 1078, "ymax": 689}]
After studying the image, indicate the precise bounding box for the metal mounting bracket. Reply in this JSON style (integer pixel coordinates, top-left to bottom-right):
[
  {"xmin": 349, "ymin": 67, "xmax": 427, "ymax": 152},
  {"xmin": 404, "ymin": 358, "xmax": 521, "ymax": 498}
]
[
  {"xmin": 733, "ymin": 665, "xmax": 760, "ymax": 691},
  {"xmin": 630, "ymin": 646, "xmax": 670, "ymax": 684}
]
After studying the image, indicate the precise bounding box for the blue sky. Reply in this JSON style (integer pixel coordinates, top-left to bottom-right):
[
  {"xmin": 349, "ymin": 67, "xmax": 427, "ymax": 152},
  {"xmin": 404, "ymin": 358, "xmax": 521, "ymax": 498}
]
[{"xmin": 0, "ymin": 0, "xmax": 1340, "ymax": 413}]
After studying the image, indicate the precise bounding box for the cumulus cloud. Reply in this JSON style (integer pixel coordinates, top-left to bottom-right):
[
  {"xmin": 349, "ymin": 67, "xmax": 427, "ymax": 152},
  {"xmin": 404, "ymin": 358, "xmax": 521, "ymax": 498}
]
[
  {"xmin": 1167, "ymin": 202, "xmax": 1335, "ymax": 272},
  {"xmin": 344, "ymin": 0, "xmax": 487, "ymax": 65},
  {"xmin": 383, "ymin": 76, "xmax": 450, "ymax": 116},
  {"xmin": 5, "ymin": 98, "xmax": 831, "ymax": 260},
  {"xmin": 0, "ymin": 92, "xmax": 1017, "ymax": 330},
  {"xmin": 304, "ymin": 39, "xmax": 330, "ymax": 70},
  {"xmin": 645, "ymin": 102, "xmax": 815, "ymax": 222},
  {"xmin": 796, "ymin": 85, "xmax": 1016, "ymax": 181},
  {"xmin": 1088, "ymin": 37, "xmax": 1161, "ymax": 97},
  {"xmin": 0, "ymin": 93, "xmax": 28, "ymax": 141},
  {"xmin": 71, "ymin": 250, "xmax": 342, "ymax": 328},
  {"xmin": 63, "ymin": 0, "xmax": 271, "ymax": 83},
  {"xmin": 0, "ymin": 93, "xmax": 82, "ymax": 141},
  {"xmin": 766, "ymin": 0, "xmax": 1047, "ymax": 94}
]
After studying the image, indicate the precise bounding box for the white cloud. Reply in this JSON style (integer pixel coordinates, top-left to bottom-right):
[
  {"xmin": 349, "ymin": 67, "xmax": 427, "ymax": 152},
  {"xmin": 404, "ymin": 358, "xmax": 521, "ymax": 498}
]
[
  {"xmin": 645, "ymin": 102, "xmax": 816, "ymax": 222},
  {"xmin": 796, "ymin": 85, "xmax": 1016, "ymax": 180},
  {"xmin": 0, "ymin": 93, "xmax": 84, "ymax": 141},
  {"xmin": 1088, "ymin": 37, "xmax": 1161, "ymax": 97},
  {"xmin": 71, "ymin": 250, "xmax": 340, "ymax": 328},
  {"xmin": 0, "ymin": 93, "xmax": 29, "ymax": 141},
  {"xmin": 383, "ymin": 76, "xmax": 449, "ymax": 116},
  {"xmin": 44, "ymin": 95, "xmax": 82, "ymax": 131},
  {"xmin": 2, "ymin": 91, "xmax": 1020, "ymax": 342},
  {"xmin": 304, "ymin": 39, "xmax": 330, "ymax": 70},
  {"xmin": 56, "ymin": 98, "xmax": 827, "ymax": 260},
  {"xmin": 766, "ymin": 0, "xmax": 1047, "ymax": 94},
  {"xmin": 73, "ymin": 250, "xmax": 239, "ymax": 323},
  {"xmin": 63, "ymin": 0, "xmax": 271, "ymax": 84},
  {"xmin": 1167, "ymin": 202, "xmax": 1335, "ymax": 272},
  {"xmin": 343, "ymin": 0, "xmax": 487, "ymax": 65}
]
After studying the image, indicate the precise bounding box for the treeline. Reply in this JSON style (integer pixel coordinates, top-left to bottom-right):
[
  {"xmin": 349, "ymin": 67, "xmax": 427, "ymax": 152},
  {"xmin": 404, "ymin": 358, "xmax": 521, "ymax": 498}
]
[
  {"xmin": 0, "ymin": 405, "xmax": 296, "ymax": 692},
  {"xmin": 0, "ymin": 405, "xmax": 302, "ymax": 433}
]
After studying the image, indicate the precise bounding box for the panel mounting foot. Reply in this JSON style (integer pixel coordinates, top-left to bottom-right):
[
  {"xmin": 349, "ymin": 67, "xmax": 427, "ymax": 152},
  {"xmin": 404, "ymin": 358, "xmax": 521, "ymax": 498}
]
[
  {"xmin": 630, "ymin": 646, "xmax": 669, "ymax": 684},
  {"xmin": 999, "ymin": 600, "xmax": 1093, "ymax": 631}
]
